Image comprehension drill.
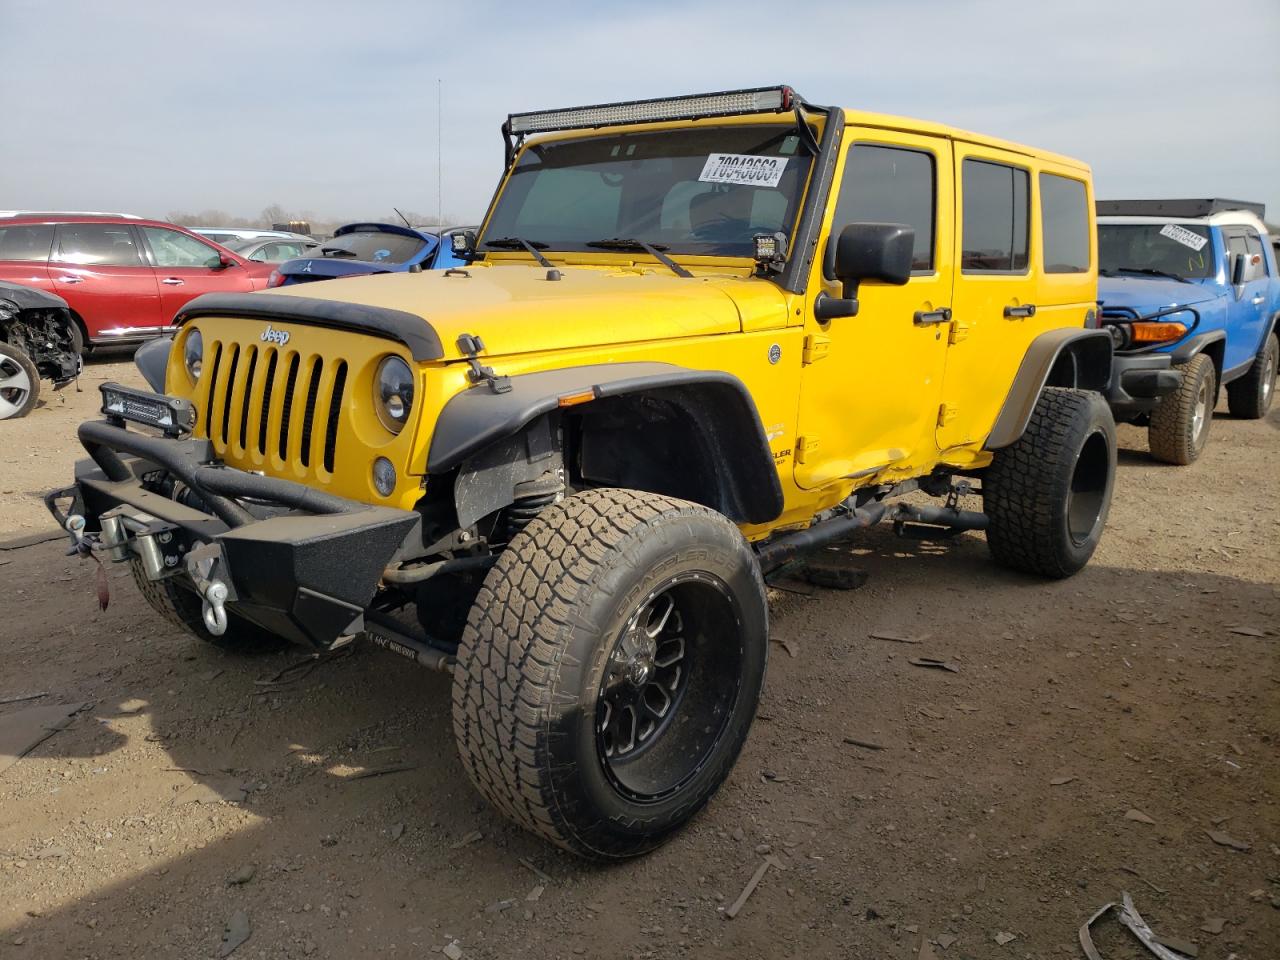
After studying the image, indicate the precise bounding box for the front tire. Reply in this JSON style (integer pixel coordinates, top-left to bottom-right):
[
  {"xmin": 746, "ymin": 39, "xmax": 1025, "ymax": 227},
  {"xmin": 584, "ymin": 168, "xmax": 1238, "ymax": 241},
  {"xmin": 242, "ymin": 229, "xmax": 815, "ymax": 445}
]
[
  {"xmin": 451, "ymin": 488, "xmax": 768, "ymax": 860},
  {"xmin": 1226, "ymin": 331, "xmax": 1278, "ymax": 419},
  {"xmin": 984, "ymin": 387, "xmax": 1116, "ymax": 579},
  {"xmin": 1149, "ymin": 353, "xmax": 1216, "ymax": 463},
  {"xmin": 129, "ymin": 559, "xmax": 287, "ymax": 653},
  {"xmin": 0, "ymin": 342, "xmax": 40, "ymax": 420}
]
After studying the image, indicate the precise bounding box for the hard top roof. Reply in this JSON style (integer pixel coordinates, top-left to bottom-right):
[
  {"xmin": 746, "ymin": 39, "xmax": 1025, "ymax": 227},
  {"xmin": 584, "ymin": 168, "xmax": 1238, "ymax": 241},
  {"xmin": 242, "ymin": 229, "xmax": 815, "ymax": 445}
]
[{"xmin": 1097, "ymin": 199, "xmax": 1265, "ymax": 220}]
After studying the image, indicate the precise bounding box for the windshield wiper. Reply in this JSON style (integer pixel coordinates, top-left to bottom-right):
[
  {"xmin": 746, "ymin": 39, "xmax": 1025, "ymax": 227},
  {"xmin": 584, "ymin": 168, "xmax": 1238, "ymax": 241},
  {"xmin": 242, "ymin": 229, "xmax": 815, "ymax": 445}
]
[
  {"xmin": 320, "ymin": 247, "xmax": 358, "ymax": 258},
  {"xmin": 586, "ymin": 238, "xmax": 692, "ymax": 278},
  {"xmin": 483, "ymin": 236, "xmax": 553, "ymax": 268},
  {"xmin": 1102, "ymin": 267, "xmax": 1191, "ymax": 283}
]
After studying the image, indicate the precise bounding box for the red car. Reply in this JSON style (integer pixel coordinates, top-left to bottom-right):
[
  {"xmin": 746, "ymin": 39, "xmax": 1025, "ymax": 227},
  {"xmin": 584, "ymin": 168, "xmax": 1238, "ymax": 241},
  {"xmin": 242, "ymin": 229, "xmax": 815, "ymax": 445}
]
[{"xmin": 0, "ymin": 213, "xmax": 275, "ymax": 348}]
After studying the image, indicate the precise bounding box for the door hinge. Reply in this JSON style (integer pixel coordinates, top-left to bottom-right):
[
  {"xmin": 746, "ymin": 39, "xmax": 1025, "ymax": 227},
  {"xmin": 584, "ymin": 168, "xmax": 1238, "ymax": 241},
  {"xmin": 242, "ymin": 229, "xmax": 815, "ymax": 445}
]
[
  {"xmin": 937, "ymin": 403, "xmax": 957, "ymax": 427},
  {"xmin": 796, "ymin": 435, "xmax": 820, "ymax": 463},
  {"xmin": 802, "ymin": 334, "xmax": 830, "ymax": 364},
  {"xmin": 948, "ymin": 320, "xmax": 971, "ymax": 344}
]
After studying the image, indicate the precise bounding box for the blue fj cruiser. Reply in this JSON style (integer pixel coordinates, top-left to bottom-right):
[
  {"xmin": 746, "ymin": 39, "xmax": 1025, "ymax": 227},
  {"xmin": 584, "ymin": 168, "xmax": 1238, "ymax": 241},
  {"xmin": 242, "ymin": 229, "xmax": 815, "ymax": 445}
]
[{"xmin": 1097, "ymin": 199, "xmax": 1280, "ymax": 463}]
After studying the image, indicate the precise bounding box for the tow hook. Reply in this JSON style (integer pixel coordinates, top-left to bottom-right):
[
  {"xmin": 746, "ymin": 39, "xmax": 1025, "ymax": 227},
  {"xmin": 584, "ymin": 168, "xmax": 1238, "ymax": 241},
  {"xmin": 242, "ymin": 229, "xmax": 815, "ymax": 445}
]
[{"xmin": 201, "ymin": 580, "xmax": 229, "ymax": 636}]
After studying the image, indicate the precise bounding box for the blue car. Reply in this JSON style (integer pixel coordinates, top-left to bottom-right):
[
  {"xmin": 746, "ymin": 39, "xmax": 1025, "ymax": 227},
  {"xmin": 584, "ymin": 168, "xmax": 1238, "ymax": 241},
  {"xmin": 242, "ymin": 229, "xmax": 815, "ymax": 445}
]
[
  {"xmin": 271, "ymin": 222, "xmax": 470, "ymax": 286},
  {"xmin": 1097, "ymin": 198, "xmax": 1280, "ymax": 464}
]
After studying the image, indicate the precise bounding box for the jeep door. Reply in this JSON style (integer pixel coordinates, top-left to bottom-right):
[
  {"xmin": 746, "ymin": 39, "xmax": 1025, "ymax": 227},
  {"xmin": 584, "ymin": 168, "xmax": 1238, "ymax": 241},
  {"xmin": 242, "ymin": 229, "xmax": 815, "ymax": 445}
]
[
  {"xmin": 49, "ymin": 222, "xmax": 162, "ymax": 340},
  {"xmin": 793, "ymin": 130, "xmax": 954, "ymax": 489},
  {"xmin": 936, "ymin": 146, "xmax": 1048, "ymax": 451}
]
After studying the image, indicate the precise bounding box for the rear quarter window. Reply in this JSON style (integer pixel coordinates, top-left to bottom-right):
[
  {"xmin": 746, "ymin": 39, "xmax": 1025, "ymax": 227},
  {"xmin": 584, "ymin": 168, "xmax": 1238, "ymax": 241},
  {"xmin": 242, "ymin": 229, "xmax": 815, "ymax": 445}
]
[
  {"xmin": 1039, "ymin": 174, "xmax": 1090, "ymax": 273},
  {"xmin": 0, "ymin": 224, "xmax": 54, "ymax": 262}
]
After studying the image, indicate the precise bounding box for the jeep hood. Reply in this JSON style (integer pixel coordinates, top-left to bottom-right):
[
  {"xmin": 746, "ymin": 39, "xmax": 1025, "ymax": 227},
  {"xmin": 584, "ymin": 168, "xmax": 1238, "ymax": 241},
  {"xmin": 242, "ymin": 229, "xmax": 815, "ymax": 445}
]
[
  {"xmin": 1097, "ymin": 275, "xmax": 1221, "ymax": 315},
  {"xmin": 254, "ymin": 264, "xmax": 783, "ymax": 358}
]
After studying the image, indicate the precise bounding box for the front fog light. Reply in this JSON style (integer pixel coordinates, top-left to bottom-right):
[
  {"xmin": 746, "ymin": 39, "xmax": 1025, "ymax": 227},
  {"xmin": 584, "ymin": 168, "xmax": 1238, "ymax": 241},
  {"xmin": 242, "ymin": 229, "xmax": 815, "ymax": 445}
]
[
  {"xmin": 372, "ymin": 457, "xmax": 397, "ymax": 497},
  {"xmin": 184, "ymin": 329, "xmax": 204, "ymax": 380}
]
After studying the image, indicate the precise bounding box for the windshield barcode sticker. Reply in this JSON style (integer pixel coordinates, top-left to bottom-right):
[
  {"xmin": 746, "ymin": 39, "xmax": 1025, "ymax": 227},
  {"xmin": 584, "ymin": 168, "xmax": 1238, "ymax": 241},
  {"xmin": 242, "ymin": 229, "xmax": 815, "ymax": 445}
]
[
  {"xmin": 1159, "ymin": 223, "xmax": 1208, "ymax": 251},
  {"xmin": 698, "ymin": 153, "xmax": 788, "ymax": 188}
]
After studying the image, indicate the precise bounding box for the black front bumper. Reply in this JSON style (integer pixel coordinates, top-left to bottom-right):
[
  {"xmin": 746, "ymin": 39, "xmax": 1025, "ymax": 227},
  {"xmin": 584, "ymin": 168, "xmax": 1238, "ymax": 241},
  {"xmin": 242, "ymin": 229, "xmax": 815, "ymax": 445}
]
[
  {"xmin": 1106, "ymin": 353, "xmax": 1181, "ymax": 422},
  {"xmin": 49, "ymin": 421, "xmax": 420, "ymax": 648}
]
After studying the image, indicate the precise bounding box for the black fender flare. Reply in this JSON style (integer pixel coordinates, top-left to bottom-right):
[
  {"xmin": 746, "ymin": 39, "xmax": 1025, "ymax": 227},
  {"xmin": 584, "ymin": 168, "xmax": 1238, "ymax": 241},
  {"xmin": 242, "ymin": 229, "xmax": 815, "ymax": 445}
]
[
  {"xmin": 985, "ymin": 328, "xmax": 1114, "ymax": 450},
  {"xmin": 1171, "ymin": 329, "xmax": 1227, "ymax": 365},
  {"xmin": 426, "ymin": 362, "xmax": 784, "ymax": 525}
]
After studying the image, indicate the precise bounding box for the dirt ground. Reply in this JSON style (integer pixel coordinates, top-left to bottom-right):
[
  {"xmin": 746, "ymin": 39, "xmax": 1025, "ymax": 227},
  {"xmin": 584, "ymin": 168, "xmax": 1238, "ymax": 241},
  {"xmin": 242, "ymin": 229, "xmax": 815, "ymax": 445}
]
[{"xmin": 1, "ymin": 359, "xmax": 1277, "ymax": 960}]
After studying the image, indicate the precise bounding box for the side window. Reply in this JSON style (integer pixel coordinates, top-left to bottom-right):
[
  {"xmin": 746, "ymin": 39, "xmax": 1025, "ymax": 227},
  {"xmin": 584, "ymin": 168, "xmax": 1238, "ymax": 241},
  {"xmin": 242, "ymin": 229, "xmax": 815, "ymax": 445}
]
[
  {"xmin": 1243, "ymin": 230, "xmax": 1268, "ymax": 280},
  {"xmin": 143, "ymin": 227, "xmax": 221, "ymax": 268},
  {"xmin": 831, "ymin": 144, "xmax": 935, "ymax": 271},
  {"xmin": 0, "ymin": 224, "xmax": 54, "ymax": 262},
  {"xmin": 53, "ymin": 223, "xmax": 143, "ymax": 266},
  {"xmin": 1224, "ymin": 232, "xmax": 1250, "ymax": 280},
  {"xmin": 1039, "ymin": 173, "xmax": 1089, "ymax": 273},
  {"xmin": 961, "ymin": 159, "xmax": 1029, "ymax": 272}
]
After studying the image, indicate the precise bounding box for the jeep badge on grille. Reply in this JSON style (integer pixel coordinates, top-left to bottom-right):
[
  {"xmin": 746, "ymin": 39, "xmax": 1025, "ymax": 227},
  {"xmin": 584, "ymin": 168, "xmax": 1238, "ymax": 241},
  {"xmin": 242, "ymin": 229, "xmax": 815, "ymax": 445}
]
[{"xmin": 261, "ymin": 324, "xmax": 291, "ymax": 346}]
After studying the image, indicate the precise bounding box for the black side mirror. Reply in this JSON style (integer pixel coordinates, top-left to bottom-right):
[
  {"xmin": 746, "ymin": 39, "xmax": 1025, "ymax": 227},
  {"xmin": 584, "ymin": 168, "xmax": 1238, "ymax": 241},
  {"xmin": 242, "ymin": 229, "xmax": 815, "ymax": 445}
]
[
  {"xmin": 815, "ymin": 222, "xmax": 915, "ymax": 321},
  {"xmin": 1231, "ymin": 252, "xmax": 1248, "ymax": 286}
]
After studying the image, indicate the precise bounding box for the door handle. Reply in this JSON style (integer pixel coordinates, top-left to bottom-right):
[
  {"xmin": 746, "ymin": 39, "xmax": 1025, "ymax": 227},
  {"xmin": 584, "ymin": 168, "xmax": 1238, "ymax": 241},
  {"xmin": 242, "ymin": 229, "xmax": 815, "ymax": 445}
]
[
  {"xmin": 1003, "ymin": 304, "xmax": 1037, "ymax": 318},
  {"xmin": 913, "ymin": 307, "xmax": 952, "ymax": 325},
  {"xmin": 57, "ymin": 276, "xmax": 84, "ymax": 284},
  {"xmin": 161, "ymin": 278, "xmax": 184, "ymax": 285},
  {"xmin": 1251, "ymin": 295, "xmax": 1265, "ymax": 305}
]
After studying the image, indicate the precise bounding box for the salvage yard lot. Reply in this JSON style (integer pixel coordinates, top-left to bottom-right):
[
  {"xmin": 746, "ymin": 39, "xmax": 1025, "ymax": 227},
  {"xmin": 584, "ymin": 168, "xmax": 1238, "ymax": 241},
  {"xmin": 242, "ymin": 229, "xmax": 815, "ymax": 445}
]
[{"xmin": 1, "ymin": 361, "xmax": 1277, "ymax": 959}]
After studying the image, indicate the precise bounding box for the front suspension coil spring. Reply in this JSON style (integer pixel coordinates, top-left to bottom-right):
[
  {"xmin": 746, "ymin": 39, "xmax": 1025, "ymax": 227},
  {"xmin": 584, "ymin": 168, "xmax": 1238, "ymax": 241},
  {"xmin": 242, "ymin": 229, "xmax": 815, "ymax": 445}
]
[{"xmin": 503, "ymin": 490, "xmax": 560, "ymax": 540}]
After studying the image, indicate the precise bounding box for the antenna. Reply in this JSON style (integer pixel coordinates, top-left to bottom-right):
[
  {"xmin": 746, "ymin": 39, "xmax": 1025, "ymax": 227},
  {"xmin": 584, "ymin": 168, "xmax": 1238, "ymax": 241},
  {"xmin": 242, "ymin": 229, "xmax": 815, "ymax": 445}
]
[
  {"xmin": 437, "ymin": 78, "xmax": 444, "ymax": 229},
  {"xmin": 393, "ymin": 207, "xmax": 412, "ymax": 228}
]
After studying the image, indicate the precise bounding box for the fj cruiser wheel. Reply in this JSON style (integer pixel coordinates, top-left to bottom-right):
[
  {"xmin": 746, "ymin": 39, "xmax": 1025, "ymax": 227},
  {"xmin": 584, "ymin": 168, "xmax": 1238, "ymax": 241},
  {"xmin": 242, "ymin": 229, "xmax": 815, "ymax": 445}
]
[
  {"xmin": 129, "ymin": 559, "xmax": 287, "ymax": 653},
  {"xmin": 0, "ymin": 342, "xmax": 39, "ymax": 420},
  {"xmin": 1148, "ymin": 353, "xmax": 1215, "ymax": 464},
  {"xmin": 1225, "ymin": 331, "xmax": 1278, "ymax": 419},
  {"xmin": 451, "ymin": 488, "xmax": 768, "ymax": 860},
  {"xmin": 983, "ymin": 387, "xmax": 1116, "ymax": 579}
]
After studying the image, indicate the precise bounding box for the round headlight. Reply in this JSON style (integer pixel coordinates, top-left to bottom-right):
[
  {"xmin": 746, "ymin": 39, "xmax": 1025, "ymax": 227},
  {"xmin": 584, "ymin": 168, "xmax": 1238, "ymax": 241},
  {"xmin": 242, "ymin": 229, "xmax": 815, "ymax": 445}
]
[
  {"xmin": 374, "ymin": 356, "xmax": 414, "ymax": 434},
  {"xmin": 184, "ymin": 329, "xmax": 204, "ymax": 381}
]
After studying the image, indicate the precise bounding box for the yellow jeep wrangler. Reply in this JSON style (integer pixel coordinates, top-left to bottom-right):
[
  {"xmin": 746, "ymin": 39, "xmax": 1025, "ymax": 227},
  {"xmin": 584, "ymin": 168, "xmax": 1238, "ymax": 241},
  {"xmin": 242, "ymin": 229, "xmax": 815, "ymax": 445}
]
[{"xmin": 49, "ymin": 86, "xmax": 1116, "ymax": 860}]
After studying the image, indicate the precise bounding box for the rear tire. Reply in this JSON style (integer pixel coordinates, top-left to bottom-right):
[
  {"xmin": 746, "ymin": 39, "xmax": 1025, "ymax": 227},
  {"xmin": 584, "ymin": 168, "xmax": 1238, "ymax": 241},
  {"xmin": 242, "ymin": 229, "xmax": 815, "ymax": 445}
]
[
  {"xmin": 1225, "ymin": 331, "xmax": 1277, "ymax": 419},
  {"xmin": 1149, "ymin": 353, "xmax": 1215, "ymax": 464},
  {"xmin": 984, "ymin": 387, "xmax": 1116, "ymax": 579},
  {"xmin": 452, "ymin": 488, "xmax": 768, "ymax": 860},
  {"xmin": 0, "ymin": 342, "xmax": 40, "ymax": 420},
  {"xmin": 129, "ymin": 559, "xmax": 288, "ymax": 653}
]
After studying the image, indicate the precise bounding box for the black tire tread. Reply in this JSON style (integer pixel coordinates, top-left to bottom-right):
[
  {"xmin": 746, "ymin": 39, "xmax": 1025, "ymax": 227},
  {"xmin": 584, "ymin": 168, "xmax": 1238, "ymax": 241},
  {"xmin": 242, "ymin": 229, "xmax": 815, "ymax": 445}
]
[
  {"xmin": 984, "ymin": 387, "xmax": 1112, "ymax": 579},
  {"xmin": 1225, "ymin": 331, "xmax": 1278, "ymax": 419},
  {"xmin": 1149, "ymin": 353, "xmax": 1215, "ymax": 464},
  {"xmin": 129, "ymin": 558, "xmax": 286, "ymax": 652},
  {"xmin": 451, "ymin": 488, "xmax": 750, "ymax": 856}
]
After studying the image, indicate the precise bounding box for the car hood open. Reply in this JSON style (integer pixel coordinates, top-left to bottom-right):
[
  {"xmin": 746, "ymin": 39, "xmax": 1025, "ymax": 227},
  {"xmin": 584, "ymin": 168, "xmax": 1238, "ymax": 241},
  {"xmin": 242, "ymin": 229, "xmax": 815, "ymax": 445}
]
[{"xmin": 253, "ymin": 262, "xmax": 787, "ymax": 359}]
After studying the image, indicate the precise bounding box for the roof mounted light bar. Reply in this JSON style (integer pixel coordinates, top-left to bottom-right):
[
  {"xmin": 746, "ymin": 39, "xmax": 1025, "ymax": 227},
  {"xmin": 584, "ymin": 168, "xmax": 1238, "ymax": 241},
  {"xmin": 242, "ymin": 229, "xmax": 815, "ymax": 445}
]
[
  {"xmin": 507, "ymin": 85, "xmax": 801, "ymax": 136},
  {"xmin": 501, "ymin": 85, "xmax": 821, "ymax": 167}
]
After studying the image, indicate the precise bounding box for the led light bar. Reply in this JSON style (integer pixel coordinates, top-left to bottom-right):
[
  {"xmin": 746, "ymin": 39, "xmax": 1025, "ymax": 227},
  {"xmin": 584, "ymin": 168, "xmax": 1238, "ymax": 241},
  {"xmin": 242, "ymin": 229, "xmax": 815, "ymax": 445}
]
[
  {"xmin": 100, "ymin": 382, "xmax": 196, "ymax": 437},
  {"xmin": 507, "ymin": 86, "xmax": 798, "ymax": 136}
]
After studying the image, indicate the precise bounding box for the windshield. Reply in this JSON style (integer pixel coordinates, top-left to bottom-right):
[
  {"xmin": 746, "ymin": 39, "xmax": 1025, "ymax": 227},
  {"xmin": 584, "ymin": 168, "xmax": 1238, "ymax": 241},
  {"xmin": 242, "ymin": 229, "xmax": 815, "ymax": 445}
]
[
  {"xmin": 483, "ymin": 124, "xmax": 814, "ymax": 257},
  {"xmin": 318, "ymin": 230, "xmax": 427, "ymax": 264},
  {"xmin": 1098, "ymin": 223, "xmax": 1215, "ymax": 280}
]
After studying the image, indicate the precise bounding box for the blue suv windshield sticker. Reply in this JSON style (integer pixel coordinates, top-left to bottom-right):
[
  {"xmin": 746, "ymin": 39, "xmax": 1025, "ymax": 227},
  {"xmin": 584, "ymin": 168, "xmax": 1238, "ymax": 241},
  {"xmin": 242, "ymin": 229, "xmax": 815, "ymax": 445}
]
[{"xmin": 1160, "ymin": 223, "xmax": 1209, "ymax": 251}]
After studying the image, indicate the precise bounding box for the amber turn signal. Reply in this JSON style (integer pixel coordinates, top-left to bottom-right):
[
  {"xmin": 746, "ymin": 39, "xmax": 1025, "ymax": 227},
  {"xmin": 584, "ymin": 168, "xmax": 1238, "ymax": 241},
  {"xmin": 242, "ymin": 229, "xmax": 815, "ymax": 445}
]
[
  {"xmin": 557, "ymin": 388, "xmax": 597, "ymax": 408},
  {"xmin": 1129, "ymin": 321, "xmax": 1187, "ymax": 343}
]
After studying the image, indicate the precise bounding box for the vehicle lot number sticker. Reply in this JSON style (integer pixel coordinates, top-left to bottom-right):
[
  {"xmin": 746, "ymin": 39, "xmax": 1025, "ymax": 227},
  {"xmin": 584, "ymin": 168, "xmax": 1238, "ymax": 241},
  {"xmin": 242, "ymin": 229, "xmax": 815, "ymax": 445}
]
[
  {"xmin": 699, "ymin": 153, "xmax": 788, "ymax": 187},
  {"xmin": 1159, "ymin": 223, "xmax": 1208, "ymax": 251}
]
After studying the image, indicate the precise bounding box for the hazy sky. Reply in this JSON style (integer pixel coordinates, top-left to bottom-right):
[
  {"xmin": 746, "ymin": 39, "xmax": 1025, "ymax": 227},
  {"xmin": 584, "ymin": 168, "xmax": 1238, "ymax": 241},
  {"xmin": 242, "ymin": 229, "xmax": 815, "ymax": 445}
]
[{"xmin": 2, "ymin": 0, "xmax": 1277, "ymax": 224}]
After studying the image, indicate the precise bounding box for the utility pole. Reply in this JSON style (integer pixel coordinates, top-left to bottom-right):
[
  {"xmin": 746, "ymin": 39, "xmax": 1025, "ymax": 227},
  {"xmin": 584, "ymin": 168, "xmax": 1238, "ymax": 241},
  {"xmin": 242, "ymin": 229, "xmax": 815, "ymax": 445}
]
[{"xmin": 437, "ymin": 78, "xmax": 444, "ymax": 228}]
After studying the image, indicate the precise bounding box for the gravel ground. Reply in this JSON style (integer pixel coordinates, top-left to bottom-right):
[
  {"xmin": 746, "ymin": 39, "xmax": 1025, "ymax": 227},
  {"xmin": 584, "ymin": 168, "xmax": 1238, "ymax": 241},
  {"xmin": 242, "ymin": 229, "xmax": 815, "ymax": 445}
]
[{"xmin": 0, "ymin": 360, "xmax": 1277, "ymax": 960}]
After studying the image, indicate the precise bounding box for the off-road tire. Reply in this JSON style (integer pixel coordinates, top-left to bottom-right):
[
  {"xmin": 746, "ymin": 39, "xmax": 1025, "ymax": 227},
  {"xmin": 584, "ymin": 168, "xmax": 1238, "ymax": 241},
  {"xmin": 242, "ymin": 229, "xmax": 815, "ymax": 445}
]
[
  {"xmin": 0, "ymin": 342, "xmax": 40, "ymax": 420},
  {"xmin": 129, "ymin": 558, "xmax": 287, "ymax": 652},
  {"xmin": 984, "ymin": 387, "xmax": 1116, "ymax": 579},
  {"xmin": 1225, "ymin": 330, "xmax": 1278, "ymax": 419},
  {"xmin": 1148, "ymin": 353, "xmax": 1215, "ymax": 464},
  {"xmin": 451, "ymin": 488, "xmax": 768, "ymax": 860}
]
